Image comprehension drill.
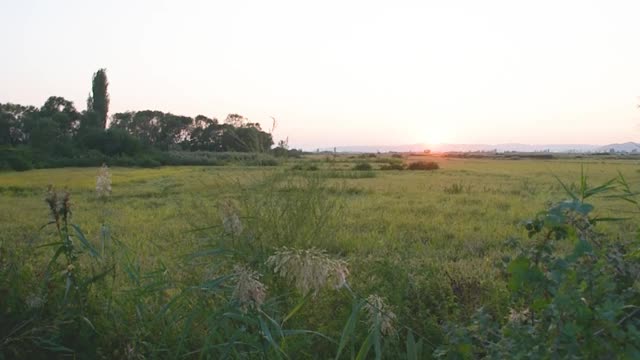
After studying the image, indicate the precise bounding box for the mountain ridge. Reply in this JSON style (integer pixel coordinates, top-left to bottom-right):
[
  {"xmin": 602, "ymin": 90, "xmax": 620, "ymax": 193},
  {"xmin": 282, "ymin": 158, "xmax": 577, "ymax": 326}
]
[{"xmin": 317, "ymin": 142, "xmax": 640, "ymax": 153}]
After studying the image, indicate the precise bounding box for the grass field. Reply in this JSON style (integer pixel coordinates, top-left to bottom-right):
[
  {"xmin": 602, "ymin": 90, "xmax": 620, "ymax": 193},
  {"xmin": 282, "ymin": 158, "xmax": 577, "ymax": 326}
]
[{"xmin": 2, "ymin": 155, "xmax": 640, "ymax": 358}]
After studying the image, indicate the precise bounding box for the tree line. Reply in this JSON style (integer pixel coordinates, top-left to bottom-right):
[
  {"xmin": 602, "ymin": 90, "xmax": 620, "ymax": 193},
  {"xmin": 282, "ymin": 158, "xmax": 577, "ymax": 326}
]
[{"xmin": 1, "ymin": 69, "xmax": 283, "ymax": 170}]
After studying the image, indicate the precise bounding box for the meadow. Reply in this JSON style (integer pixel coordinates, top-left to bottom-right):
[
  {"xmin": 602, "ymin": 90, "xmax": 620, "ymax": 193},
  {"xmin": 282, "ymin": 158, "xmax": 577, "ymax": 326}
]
[{"xmin": 1, "ymin": 155, "xmax": 640, "ymax": 358}]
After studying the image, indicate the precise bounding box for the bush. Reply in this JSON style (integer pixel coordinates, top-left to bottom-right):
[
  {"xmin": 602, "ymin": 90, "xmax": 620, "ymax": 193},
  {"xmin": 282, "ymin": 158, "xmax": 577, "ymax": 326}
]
[
  {"xmin": 0, "ymin": 147, "xmax": 33, "ymax": 171},
  {"xmin": 353, "ymin": 162, "xmax": 373, "ymax": 171},
  {"xmin": 380, "ymin": 163, "xmax": 405, "ymax": 171},
  {"xmin": 437, "ymin": 174, "xmax": 640, "ymax": 358},
  {"xmin": 407, "ymin": 161, "xmax": 439, "ymax": 170},
  {"xmin": 7, "ymin": 155, "xmax": 32, "ymax": 171},
  {"xmin": 291, "ymin": 163, "xmax": 319, "ymax": 171},
  {"xmin": 138, "ymin": 157, "xmax": 162, "ymax": 168}
]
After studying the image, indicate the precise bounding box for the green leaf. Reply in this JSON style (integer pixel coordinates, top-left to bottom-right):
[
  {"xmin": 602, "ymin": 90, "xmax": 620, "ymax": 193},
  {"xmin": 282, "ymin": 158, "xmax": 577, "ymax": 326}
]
[
  {"xmin": 335, "ymin": 299, "xmax": 363, "ymax": 360},
  {"xmin": 259, "ymin": 316, "xmax": 285, "ymax": 359},
  {"xmin": 282, "ymin": 329, "xmax": 336, "ymax": 344},
  {"xmin": 282, "ymin": 295, "xmax": 308, "ymax": 325},
  {"xmin": 406, "ymin": 330, "xmax": 418, "ymax": 360},
  {"xmin": 36, "ymin": 241, "xmax": 64, "ymax": 249},
  {"xmin": 64, "ymin": 274, "xmax": 72, "ymax": 303},
  {"xmin": 81, "ymin": 265, "xmax": 115, "ymax": 288},
  {"xmin": 507, "ymin": 257, "xmax": 543, "ymax": 292},
  {"xmin": 355, "ymin": 331, "xmax": 373, "ymax": 360},
  {"xmin": 81, "ymin": 316, "xmax": 97, "ymax": 333},
  {"xmin": 70, "ymin": 223, "xmax": 99, "ymax": 258},
  {"xmin": 552, "ymin": 174, "xmax": 578, "ymax": 201}
]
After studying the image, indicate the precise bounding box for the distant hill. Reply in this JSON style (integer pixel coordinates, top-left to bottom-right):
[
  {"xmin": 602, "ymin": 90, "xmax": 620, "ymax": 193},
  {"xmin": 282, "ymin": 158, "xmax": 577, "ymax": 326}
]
[
  {"xmin": 321, "ymin": 143, "xmax": 602, "ymax": 153},
  {"xmin": 595, "ymin": 142, "xmax": 640, "ymax": 153}
]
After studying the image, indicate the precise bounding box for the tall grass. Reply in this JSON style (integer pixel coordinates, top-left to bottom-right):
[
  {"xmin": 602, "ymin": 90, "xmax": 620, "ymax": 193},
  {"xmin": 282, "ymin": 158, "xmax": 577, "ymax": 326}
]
[{"xmin": 2, "ymin": 163, "xmax": 640, "ymax": 358}]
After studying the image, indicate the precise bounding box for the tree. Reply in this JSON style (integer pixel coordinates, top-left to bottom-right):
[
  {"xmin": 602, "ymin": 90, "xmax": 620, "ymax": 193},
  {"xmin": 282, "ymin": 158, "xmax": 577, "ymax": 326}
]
[
  {"xmin": 39, "ymin": 96, "xmax": 81, "ymax": 137},
  {"xmin": 87, "ymin": 69, "xmax": 109, "ymax": 129},
  {"xmin": 0, "ymin": 103, "xmax": 37, "ymax": 146}
]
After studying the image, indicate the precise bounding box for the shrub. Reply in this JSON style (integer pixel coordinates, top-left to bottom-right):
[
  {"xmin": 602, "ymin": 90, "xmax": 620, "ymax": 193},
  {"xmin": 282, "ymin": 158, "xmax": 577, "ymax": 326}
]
[
  {"xmin": 138, "ymin": 157, "xmax": 161, "ymax": 168},
  {"xmin": 0, "ymin": 147, "xmax": 33, "ymax": 171},
  {"xmin": 380, "ymin": 163, "xmax": 405, "ymax": 171},
  {"xmin": 353, "ymin": 162, "xmax": 373, "ymax": 171},
  {"xmin": 407, "ymin": 161, "xmax": 439, "ymax": 170},
  {"xmin": 7, "ymin": 155, "xmax": 32, "ymax": 171},
  {"xmin": 291, "ymin": 163, "xmax": 319, "ymax": 171},
  {"xmin": 436, "ymin": 173, "xmax": 640, "ymax": 358}
]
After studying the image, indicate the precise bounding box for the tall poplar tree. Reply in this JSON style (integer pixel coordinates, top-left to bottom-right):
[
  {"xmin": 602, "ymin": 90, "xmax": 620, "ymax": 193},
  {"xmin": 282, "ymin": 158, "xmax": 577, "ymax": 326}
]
[{"xmin": 88, "ymin": 69, "xmax": 109, "ymax": 129}]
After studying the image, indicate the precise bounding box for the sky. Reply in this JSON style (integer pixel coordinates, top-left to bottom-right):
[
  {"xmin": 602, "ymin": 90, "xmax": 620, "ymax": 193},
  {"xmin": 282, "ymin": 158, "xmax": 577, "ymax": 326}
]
[{"xmin": 1, "ymin": 0, "xmax": 640, "ymax": 149}]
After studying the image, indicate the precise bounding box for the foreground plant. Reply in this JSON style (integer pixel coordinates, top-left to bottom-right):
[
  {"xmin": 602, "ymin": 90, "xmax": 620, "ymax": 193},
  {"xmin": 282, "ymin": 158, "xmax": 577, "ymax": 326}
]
[
  {"xmin": 437, "ymin": 172, "xmax": 640, "ymax": 358},
  {"xmin": 267, "ymin": 247, "xmax": 349, "ymax": 296}
]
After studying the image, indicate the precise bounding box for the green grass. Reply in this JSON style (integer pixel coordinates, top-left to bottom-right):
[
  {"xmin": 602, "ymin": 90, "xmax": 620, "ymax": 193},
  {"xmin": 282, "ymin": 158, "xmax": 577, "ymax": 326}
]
[{"xmin": 2, "ymin": 156, "xmax": 640, "ymax": 358}]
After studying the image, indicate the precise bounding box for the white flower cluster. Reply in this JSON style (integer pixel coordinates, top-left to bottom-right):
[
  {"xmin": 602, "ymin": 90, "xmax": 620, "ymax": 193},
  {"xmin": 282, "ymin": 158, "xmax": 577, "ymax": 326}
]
[
  {"xmin": 267, "ymin": 247, "xmax": 349, "ymax": 296},
  {"xmin": 364, "ymin": 294, "xmax": 397, "ymax": 336},
  {"xmin": 219, "ymin": 200, "xmax": 243, "ymax": 236},
  {"xmin": 507, "ymin": 307, "xmax": 530, "ymax": 324},
  {"xmin": 96, "ymin": 163, "xmax": 112, "ymax": 198},
  {"xmin": 232, "ymin": 265, "xmax": 267, "ymax": 312}
]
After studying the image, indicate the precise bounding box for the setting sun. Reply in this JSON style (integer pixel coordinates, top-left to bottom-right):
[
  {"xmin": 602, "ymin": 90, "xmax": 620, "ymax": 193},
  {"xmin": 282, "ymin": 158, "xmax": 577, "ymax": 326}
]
[{"xmin": 424, "ymin": 126, "xmax": 454, "ymax": 145}]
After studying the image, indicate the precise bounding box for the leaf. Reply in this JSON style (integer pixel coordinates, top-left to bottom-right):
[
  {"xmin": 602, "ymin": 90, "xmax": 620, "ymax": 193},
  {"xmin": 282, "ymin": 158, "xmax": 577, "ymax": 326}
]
[
  {"xmin": 35, "ymin": 241, "xmax": 64, "ymax": 249},
  {"xmin": 355, "ymin": 331, "xmax": 373, "ymax": 360},
  {"xmin": 81, "ymin": 316, "xmax": 97, "ymax": 333},
  {"xmin": 198, "ymin": 274, "xmax": 232, "ymax": 292},
  {"xmin": 335, "ymin": 299, "xmax": 362, "ymax": 360},
  {"xmin": 186, "ymin": 248, "xmax": 228, "ymax": 260},
  {"xmin": 583, "ymin": 178, "xmax": 617, "ymax": 199},
  {"xmin": 38, "ymin": 220, "xmax": 57, "ymax": 231},
  {"xmin": 552, "ymin": 174, "xmax": 578, "ymax": 201},
  {"xmin": 259, "ymin": 316, "xmax": 285, "ymax": 359},
  {"xmin": 81, "ymin": 265, "xmax": 115, "ymax": 288},
  {"xmin": 406, "ymin": 330, "xmax": 418, "ymax": 360},
  {"xmin": 64, "ymin": 274, "xmax": 72, "ymax": 303},
  {"xmin": 70, "ymin": 223, "xmax": 99, "ymax": 258},
  {"xmin": 373, "ymin": 317, "xmax": 382, "ymax": 360},
  {"xmin": 282, "ymin": 329, "xmax": 336, "ymax": 344},
  {"xmin": 282, "ymin": 295, "xmax": 308, "ymax": 325},
  {"xmin": 507, "ymin": 257, "xmax": 543, "ymax": 292}
]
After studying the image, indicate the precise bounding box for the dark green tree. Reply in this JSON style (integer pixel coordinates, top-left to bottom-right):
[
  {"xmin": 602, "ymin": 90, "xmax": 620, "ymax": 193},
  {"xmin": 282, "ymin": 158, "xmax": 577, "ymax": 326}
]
[
  {"xmin": 87, "ymin": 68, "xmax": 109, "ymax": 129},
  {"xmin": 0, "ymin": 103, "xmax": 38, "ymax": 146}
]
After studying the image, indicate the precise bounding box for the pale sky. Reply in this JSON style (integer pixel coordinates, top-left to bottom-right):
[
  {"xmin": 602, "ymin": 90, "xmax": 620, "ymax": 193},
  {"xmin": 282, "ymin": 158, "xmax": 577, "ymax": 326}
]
[{"xmin": 1, "ymin": 0, "xmax": 640, "ymax": 149}]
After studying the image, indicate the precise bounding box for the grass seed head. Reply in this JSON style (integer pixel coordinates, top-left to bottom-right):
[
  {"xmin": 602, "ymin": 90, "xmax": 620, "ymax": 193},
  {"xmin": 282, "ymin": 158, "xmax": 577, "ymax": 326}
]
[
  {"xmin": 364, "ymin": 294, "xmax": 397, "ymax": 336},
  {"xmin": 219, "ymin": 199, "xmax": 243, "ymax": 236},
  {"xmin": 46, "ymin": 186, "xmax": 71, "ymax": 226},
  {"xmin": 232, "ymin": 265, "xmax": 267, "ymax": 312},
  {"xmin": 507, "ymin": 307, "xmax": 530, "ymax": 324},
  {"xmin": 266, "ymin": 247, "xmax": 350, "ymax": 296},
  {"xmin": 96, "ymin": 163, "xmax": 112, "ymax": 198}
]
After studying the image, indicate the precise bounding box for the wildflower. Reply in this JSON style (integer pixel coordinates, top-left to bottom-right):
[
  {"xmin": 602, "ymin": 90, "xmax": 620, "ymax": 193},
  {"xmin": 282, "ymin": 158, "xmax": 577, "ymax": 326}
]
[
  {"xmin": 96, "ymin": 163, "xmax": 112, "ymax": 198},
  {"xmin": 266, "ymin": 247, "xmax": 350, "ymax": 296},
  {"xmin": 364, "ymin": 294, "xmax": 397, "ymax": 336},
  {"xmin": 45, "ymin": 186, "xmax": 71, "ymax": 228},
  {"xmin": 219, "ymin": 200, "xmax": 243, "ymax": 236},
  {"xmin": 25, "ymin": 293, "xmax": 46, "ymax": 309},
  {"xmin": 507, "ymin": 307, "xmax": 530, "ymax": 324},
  {"xmin": 232, "ymin": 265, "xmax": 267, "ymax": 312}
]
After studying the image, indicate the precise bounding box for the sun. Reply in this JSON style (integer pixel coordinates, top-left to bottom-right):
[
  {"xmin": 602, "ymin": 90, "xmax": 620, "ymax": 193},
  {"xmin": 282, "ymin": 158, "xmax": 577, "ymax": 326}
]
[{"xmin": 424, "ymin": 126, "xmax": 453, "ymax": 146}]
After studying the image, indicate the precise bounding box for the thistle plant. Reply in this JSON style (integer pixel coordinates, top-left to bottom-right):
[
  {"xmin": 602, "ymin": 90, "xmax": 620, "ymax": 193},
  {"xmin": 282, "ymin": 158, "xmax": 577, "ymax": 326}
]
[
  {"xmin": 43, "ymin": 186, "xmax": 100, "ymax": 302},
  {"xmin": 266, "ymin": 247, "xmax": 349, "ymax": 296}
]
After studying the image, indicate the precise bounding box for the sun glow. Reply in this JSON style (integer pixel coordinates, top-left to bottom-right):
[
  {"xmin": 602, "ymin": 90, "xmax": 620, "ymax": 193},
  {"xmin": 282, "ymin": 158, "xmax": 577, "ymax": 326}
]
[{"xmin": 424, "ymin": 126, "xmax": 453, "ymax": 146}]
